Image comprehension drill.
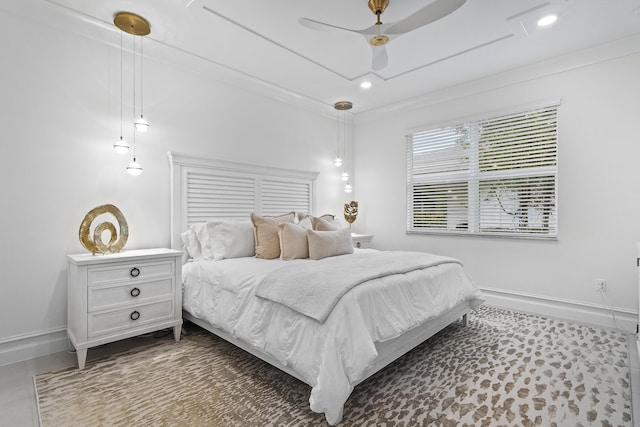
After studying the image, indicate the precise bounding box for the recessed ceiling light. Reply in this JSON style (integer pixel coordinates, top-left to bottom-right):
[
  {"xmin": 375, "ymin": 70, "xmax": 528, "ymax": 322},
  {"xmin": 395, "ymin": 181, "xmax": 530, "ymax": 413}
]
[
  {"xmin": 537, "ymin": 14, "xmax": 558, "ymax": 27},
  {"xmin": 360, "ymin": 81, "xmax": 372, "ymax": 89}
]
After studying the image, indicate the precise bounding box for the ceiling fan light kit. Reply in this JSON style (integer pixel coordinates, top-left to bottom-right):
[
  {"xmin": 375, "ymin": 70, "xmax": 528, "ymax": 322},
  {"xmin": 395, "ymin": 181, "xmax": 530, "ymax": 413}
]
[{"xmin": 370, "ymin": 34, "xmax": 389, "ymax": 47}]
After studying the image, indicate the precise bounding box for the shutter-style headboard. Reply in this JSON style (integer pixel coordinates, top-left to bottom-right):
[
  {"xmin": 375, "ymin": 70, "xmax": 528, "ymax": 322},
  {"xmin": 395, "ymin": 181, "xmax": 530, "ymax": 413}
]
[{"xmin": 168, "ymin": 152, "xmax": 318, "ymax": 250}]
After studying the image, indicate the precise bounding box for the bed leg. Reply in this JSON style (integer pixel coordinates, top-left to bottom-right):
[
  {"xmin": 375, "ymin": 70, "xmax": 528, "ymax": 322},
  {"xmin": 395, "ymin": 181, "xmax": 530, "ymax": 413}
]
[{"xmin": 462, "ymin": 313, "xmax": 468, "ymax": 327}]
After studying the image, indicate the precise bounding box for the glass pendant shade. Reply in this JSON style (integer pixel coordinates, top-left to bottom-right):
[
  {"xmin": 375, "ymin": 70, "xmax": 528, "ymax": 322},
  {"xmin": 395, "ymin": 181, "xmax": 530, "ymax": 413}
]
[
  {"xmin": 126, "ymin": 158, "xmax": 143, "ymax": 176},
  {"xmin": 114, "ymin": 136, "xmax": 129, "ymax": 154},
  {"xmin": 334, "ymin": 156, "xmax": 342, "ymax": 167},
  {"xmin": 134, "ymin": 115, "xmax": 149, "ymax": 132},
  {"xmin": 341, "ymin": 171, "xmax": 349, "ymax": 181},
  {"xmin": 344, "ymin": 183, "xmax": 353, "ymax": 193}
]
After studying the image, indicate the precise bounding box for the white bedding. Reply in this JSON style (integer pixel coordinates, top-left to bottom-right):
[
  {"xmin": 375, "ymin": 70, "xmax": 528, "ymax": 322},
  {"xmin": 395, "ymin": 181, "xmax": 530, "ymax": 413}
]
[
  {"xmin": 182, "ymin": 249, "xmax": 483, "ymax": 424},
  {"xmin": 256, "ymin": 251, "xmax": 462, "ymax": 322}
]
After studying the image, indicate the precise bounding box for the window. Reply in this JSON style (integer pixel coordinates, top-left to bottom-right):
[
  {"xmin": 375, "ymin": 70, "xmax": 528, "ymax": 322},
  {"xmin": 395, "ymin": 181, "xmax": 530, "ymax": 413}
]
[{"xmin": 407, "ymin": 103, "xmax": 558, "ymax": 238}]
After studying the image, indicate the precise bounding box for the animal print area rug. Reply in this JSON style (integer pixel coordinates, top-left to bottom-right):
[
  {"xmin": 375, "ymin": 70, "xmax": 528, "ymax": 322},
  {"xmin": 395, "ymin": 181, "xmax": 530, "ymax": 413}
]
[{"xmin": 35, "ymin": 306, "xmax": 632, "ymax": 426}]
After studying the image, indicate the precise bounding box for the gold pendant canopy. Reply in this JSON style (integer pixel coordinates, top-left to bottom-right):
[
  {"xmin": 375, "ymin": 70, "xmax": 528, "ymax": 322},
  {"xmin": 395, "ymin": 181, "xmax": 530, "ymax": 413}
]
[
  {"xmin": 114, "ymin": 12, "xmax": 151, "ymax": 36},
  {"xmin": 334, "ymin": 101, "xmax": 353, "ymax": 111}
]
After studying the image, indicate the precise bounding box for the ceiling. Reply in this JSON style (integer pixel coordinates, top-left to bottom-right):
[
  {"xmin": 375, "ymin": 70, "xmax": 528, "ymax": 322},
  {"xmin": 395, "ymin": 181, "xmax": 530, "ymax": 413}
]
[{"xmin": 36, "ymin": 0, "xmax": 640, "ymax": 113}]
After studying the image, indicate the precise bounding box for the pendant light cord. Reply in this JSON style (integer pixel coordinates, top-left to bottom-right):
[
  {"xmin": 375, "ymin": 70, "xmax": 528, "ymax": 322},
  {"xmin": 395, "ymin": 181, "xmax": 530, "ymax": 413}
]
[
  {"xmin": 140, "ymin": 36, "xmax": 144, "ymax": 117},
  {"xmin": 343, "ymin": 110, "xmax": 347, "ymax": 164},
  {"xmin": 336, "ymin": 108, "xmax": 340, "ymax": 159},
  {"xmin": 132, "ymin": 34, "xmax": 136, "ymax": 125},
  {"xmin": 119, "ymin": 31, "xmax": 123, "ymax": 138},
  {"xmin": 132, "ymin": 34, "xmax": 136, "ymax": 159}
]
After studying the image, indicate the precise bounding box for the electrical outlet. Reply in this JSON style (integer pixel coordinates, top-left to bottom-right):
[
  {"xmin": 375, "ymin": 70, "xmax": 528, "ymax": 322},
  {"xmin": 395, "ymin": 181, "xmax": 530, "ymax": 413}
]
[{"xmin": 595, "ymin": 279, "xmax": 606, "ymax": 292}]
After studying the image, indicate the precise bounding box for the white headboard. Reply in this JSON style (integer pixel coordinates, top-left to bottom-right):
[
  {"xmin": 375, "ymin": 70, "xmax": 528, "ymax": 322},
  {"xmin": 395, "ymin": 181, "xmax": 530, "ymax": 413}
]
[{"xmin": 168, "ymin": 152, "xmax": 319, "ymax": 251}]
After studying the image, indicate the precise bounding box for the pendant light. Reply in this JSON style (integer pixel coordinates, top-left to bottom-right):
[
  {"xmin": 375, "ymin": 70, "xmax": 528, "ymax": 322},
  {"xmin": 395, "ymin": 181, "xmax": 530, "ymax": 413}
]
[
  {"xmin": 114, "ymin": 12, "xmax": 150, "ymax": 176},
  {"xmin": 127, "ymin": 27, "xmax": 142, "ymax": 176},
  {"xmin": 113, "ymin": 31, "xmax": 129, "ymax": 154},
  {"xmin": 134, "ymin": 36, "xmax": 149, "ymax": 132},
  {"xmin": 334, "ymin": 101, "xmax": 353, "ymax": 194},
  {"xmin": 344, "ymin": 182, "xmax": 353, "ymax": 193},
  {"xmin": 126, "ymin": 131, "xmax": 143, "ymax": 176},
  {"xmin": 333, "ymin": 101, "xmax": 351, "ymax": 168}
]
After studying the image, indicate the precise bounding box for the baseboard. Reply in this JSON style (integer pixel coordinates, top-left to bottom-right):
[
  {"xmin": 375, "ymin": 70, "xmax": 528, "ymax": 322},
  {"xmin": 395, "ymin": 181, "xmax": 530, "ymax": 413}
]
[
  {"xmin": 481, "ymin": 287, "xmax": 637, "ymax": 333},
  {"xmin": 1, "ymin": 291, "xmax": 636, "ymax": 366},
  {"xmin": 0, "ymin": 327, "xmax": 69, "ymax": 367}
]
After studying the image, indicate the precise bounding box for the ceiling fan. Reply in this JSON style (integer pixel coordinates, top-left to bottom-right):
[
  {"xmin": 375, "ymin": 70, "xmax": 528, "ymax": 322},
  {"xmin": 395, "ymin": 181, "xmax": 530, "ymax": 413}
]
[{"xmin": 299, "ymin": 0, "xmax": 467, "ymax": 71}]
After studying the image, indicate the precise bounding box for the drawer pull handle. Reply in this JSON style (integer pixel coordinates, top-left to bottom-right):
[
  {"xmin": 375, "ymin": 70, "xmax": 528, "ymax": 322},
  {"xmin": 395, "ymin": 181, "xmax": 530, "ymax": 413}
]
[
  {"xmin": 130, "ymin": 287, "xmax": 141, "ymax": 297},
  {"xmin": 356, "ymin": 242, "xmax": 362, "ymax": 248},
  {"xmin": 130, "ymin": 267, "xmax": 140, "ymax": 278},
  {"xmin": 130, "ymin": 311, "xmax": 140, "ymax": 321}
]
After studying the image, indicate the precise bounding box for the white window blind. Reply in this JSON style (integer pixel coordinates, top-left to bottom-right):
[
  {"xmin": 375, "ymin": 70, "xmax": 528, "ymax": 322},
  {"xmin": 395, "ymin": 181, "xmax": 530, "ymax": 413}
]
[{"xmin": 407, "ymin": 103, "xmax": 558, "ymax": 238}]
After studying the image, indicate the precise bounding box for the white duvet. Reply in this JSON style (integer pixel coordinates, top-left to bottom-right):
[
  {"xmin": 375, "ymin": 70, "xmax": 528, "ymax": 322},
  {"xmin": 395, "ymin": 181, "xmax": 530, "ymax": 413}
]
[{"xmin": 182, "ymin": 249, "xmax": 483, "ymax": 424}]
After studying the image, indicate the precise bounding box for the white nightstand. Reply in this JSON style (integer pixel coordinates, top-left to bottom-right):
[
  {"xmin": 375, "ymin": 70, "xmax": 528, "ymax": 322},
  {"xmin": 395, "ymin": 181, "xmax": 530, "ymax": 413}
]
[
  {"xmin": 351, "ymin": 233, "xmax": 374, "ymax": 249},
  {"xmin": 67, "ymin": 248, "xmax": 183, "ymax": 369}
]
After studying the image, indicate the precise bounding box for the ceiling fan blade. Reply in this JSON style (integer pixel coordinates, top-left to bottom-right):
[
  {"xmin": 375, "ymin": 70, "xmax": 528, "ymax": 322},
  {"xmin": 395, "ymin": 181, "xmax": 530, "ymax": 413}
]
[
  {"xmin": 386, "ymin": 0, "xmax": 466, "ymax": 35},
  {"xmin": 298, "ymin": 17, "xmax": 359, "ymax": 35},
  {"xmin": 371, "ymin": 45, "xmax": 389, "ymax": 71}
]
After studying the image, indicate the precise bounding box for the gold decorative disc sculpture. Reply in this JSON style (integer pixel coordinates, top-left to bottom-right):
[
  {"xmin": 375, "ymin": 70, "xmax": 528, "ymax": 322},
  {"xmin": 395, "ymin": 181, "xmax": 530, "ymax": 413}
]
[
  {"xmin": 79, "ymin": 204, "xmax": 129, "ymax": 255},
  {"xmin": 344, "ymin": 201, "xmax": 359, "ymax": 229}
]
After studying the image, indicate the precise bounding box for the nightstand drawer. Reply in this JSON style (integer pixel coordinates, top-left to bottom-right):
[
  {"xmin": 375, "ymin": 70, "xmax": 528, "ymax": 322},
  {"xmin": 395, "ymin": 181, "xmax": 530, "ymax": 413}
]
[
  {"xmin": 88, "ymin": 278, "xmax": 174, "ymax": 312},
  {"xmin": 88, "ymin": 300, "xmax": 174, "ymax": 338},
  {"xmin": 88, "ymin": 260, "xmax": 174, "ymax": 285},
  {"xmin": 352, "ymin": 234, "xmax": 373, "ymax": 249}
]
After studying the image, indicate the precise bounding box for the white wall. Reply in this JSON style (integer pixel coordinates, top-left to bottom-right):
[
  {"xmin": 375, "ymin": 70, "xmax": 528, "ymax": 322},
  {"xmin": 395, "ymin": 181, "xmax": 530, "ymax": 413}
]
[
  {"xmin": 0, "ymin": 2, "xmax": 349, "ymax": 364},
  {"xmin": 2, "ymin": 1, "xmax": 637, "ymax": 365},
  {"xmin": 354, "ymin": 46, "xmax": 640, "ymax": 331}
]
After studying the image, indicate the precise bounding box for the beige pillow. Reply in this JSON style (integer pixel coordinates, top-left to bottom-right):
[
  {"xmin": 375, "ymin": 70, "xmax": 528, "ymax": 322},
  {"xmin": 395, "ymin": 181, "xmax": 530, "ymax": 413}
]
[
  {"xmin": 298, "ymin": 216, "xmax": 313, "ymax": 230},
  {"xmin": 307, "ymin": 227, "xmax": 354, "ymax": 260},
  {"xmin": 251, "ymin": 212, "xmax": 295, "ymax": 259},
  {"xmin": 277, "ymin": 223, "xmax": 309, "ymax": 260},
  {"xmin": 313, "ymin": 216, "xmax": 338, "ymax": 231}
]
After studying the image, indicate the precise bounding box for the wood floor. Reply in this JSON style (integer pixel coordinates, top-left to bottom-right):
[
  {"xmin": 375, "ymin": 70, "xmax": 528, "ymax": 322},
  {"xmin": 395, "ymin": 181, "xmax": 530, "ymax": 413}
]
[{"xmin": 2, "ymin": 330, "xmax": 640, "ymax": 426}]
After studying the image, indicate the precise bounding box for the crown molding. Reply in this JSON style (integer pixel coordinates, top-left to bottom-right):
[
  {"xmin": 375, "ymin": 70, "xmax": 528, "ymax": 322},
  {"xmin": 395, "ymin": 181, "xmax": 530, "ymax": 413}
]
[{"xmin": 356, "ymin": 33, "xmax": 640, "ymax": 122}]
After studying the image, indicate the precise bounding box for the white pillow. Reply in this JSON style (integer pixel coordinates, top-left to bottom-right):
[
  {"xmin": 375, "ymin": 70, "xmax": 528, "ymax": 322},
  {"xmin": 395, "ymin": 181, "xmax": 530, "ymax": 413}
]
[
  {"xmin": 206, "ymin": 220, "xmax": 255, "ymax": 260},
  {"xmin": 307, "ymin": 227, "xmax": 354, "ymax": 260},
  {"xmin": 193, "ymin": 223, "xmax": 212, "ymax": 259},
  {"xmin": 180, "ymin": 225, "xmax": 203, "ymax": 259},
  {"xmin": 277, "ymin": 223, "xmax": 309, "ymax": 260}
]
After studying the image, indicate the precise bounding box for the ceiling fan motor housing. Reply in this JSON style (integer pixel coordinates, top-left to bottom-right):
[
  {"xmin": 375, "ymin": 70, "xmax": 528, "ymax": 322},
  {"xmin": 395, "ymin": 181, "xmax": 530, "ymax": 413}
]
[{"xmin": 368, "ymin": 0, "xmax": 389, "ymax": 16}]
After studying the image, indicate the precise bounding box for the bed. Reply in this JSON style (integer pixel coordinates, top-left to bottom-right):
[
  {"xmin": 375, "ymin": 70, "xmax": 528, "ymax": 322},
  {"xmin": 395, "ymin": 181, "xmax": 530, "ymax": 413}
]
[{"xmin": 168, "ymin": 152, "xmax": 484, "ymax": 424}]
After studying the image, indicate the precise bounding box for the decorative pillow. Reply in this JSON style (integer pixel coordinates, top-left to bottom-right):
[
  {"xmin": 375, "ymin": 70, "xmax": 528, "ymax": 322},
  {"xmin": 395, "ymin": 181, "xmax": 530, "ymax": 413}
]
[
  {"xmin": 277, "ymin": 223, "xmax": 309, "ymax": 260},
  {"xmin": 206, "ymin": 220, "xmax": 255, "ymax": 260},
  {"xmin": 319, "ymin": 213, "xmax": 335, "ymax": 221},
  {"xmin": 298, "ymin": 213, "xmax": 335, "ymax": 222},
  {"xmin": 194, "ymin": 222, "xmax": 213, "ymax": 259},
  {"xmin": 307, "ymin": 227, "xmax": 354, "ymax": 260},
  {"xmin": 251, "ymin": 212, "xmax": 296, "ymax": 259},
  {"xmin": 312, "ymin": 216, "xmax": 338, "ymax": 231},
  {"xmin": 298, "ymin": 216, "xmax": 313, "ymax": 230},
  {"xmin": 180, "ymin": 225, "xmax": 203, "ymax": 259}
]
